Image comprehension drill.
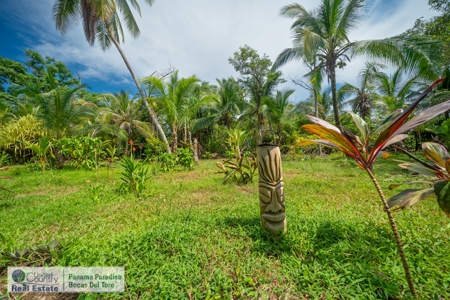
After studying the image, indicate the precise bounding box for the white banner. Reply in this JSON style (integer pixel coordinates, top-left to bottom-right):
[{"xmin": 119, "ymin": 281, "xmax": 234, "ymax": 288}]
[{"xmin": 8, "ymin": 267, "xmax": 124, "ymax": 293}]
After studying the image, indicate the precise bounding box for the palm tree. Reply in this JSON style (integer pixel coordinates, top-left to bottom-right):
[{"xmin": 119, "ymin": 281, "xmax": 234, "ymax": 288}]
[
  {"xmin": 143, "ymin": 71, "xmax": 200, "ymax": 152},
  {"xmin": 263, "ymin": 89, "xmax": 295, "ymax": 145},
  {"xmin": 273, "ymin": 0, "xmax": 436, "ymax": 129},
  {"xmin": 192, "ymin": 78, "xmax": 245, "ymax": 132},
  {"xmin": 339, "ymin": 61, "xmax": 385, "ymax": 120},
  {"xmin": 39, "ymin": 70, "xmax": 96, "ymax": 139},
  {"xmin": 243, "ymin": 71, "xmax": 285, "ymax": 143},
  {"xmin": 373, "ymin": 67, "xmax": 419, "ymax": 114},
  {"xmin": 99, "ymin": 90, "xmax": 153, "ymax": 155},
  {"xmin": 53, "ymin": 0, "xmax": 171, "ymax": 153}
]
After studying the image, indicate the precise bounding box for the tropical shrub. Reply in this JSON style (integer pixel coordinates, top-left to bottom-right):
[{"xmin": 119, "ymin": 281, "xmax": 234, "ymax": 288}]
[
  {"xmin": 157, "ymin": 153, "xmax": 177, "ymax": 172},
  {"xmin": 202, "ymin": 151, "xmax": 212, "ymax": 159},
  {"xmin": 216, "ymin": 155, "xmax": 257, "ymax": 184},
  {"xmin": 177, "ymin": 148, "xmax": 194, "ymax": 170},
  {"xmin": 144, "ymin": 137, "xmax": 166, "ymax": 159},
  {"xmin": 24, "ymin": 136, "xmax": 54, "ymax": 172},
  {"xmin": 119, "ymin": 155, "xmax": 149, "ymax": 198},
  {"xmin": 0, "ymin": 152, "xmax": 11, "ymax": 167},
  {"xmin": 55, "ymin": 137, "xmax": 105, "ymax": 169},
  {"xmin": 0, "ymin": 115, "xmax": 47, "ymax": 162},
  {"xmin": 296, "ymin": 78, "xmax": 450, "ymax": 296},
  {"xmin": 224, "ymin": 150, "xmax": 235, "ymax": 159}
]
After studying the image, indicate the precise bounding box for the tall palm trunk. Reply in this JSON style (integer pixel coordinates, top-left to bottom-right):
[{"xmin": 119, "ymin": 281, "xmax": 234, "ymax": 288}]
[
  {"xmin": 172, "ymin": 125, "xmax": 178, "ymax": 153},
  {"xmin": 314, "ymin": 89, "xmax": 322, "ymax": 156},
  {"xmin": 257, "ymin": 112, "xmax": 264, "ymax": 144},
  {"xmin": 107, "ymin": 27, "xmax": 171, "ymax": 154},
  {"xmin": 329, "ymin": 61, "xmax": 342, "ymax": 129}
]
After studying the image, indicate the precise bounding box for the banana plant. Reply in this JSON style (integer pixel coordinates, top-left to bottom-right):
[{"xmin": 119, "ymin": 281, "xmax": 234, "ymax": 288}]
[
  {"xmin": 388, "ymin": 142, "xmax": 450, "ymax": 216},
  {"xmin": 296, "ymin": 78, "xmax": 449, "ymax": 297}
]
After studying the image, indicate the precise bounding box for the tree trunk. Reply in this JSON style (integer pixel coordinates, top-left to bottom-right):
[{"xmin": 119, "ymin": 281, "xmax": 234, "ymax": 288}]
[
  {"xmin": 277, "ymin": 124, "xmax": 282, "ymax": 146},
  {"xmin": 257, "ymin": 112, "xmax": 263, "ymax": 144},
  {"xmin": 192, "ymin": 138, "xmax": 199, "ymax": 164},
  {"xmin": 107, "ymin": 27, "xmax": 171, "ymax": 154},
  {"xmin": 329, "ymin": 62, "xmax": 342, "ymax": 129},
  {"xmin": 314, "ymin": 89, "xmax": 322, "ymax": 156},
  {"xmin": 366, "ymin": 169, "xmax": 417, "ymax": 297},
  {"xmin": 172, "ymin": 125, "xmax": 178, "ymax": 153}
]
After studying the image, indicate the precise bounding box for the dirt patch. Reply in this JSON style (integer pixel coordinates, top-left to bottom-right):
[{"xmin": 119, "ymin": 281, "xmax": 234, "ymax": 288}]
[
  {"xmin": 15, "ymin": 190, "xmax": 49, "ymax": 198},
  {"xmin": 15, "ymin": 187, "xmax": 80, "ymax": 199}
]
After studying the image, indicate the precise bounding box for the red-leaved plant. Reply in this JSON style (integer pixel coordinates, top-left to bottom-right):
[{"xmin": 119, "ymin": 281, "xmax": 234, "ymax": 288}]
[
  {"xmin": 388, "ymin": 142, "xmax": 450, "ymax": 216},
  {"xmin": 296, "ymin": 78, "xmax": 450, "ymax": 297}
]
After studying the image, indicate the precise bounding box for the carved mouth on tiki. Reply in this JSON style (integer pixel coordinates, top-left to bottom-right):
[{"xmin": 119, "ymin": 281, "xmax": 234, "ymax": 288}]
[{"xmin": 262, "ymin": 213, "xmax": 286, "ymax": 223}]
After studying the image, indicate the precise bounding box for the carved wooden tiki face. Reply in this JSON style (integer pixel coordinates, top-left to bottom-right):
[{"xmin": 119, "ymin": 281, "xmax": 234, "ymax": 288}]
[{"xmin": 257, "ymin": 145, "xmax": 286, "ymax": 234}]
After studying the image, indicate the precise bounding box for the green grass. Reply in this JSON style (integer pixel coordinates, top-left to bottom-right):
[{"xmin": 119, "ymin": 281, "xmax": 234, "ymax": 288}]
[{"xmin": 1, "ymin": 154, "xmax": 449, "ymax": 299}]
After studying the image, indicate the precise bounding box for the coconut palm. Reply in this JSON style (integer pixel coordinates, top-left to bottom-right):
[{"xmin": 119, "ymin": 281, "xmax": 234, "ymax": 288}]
[
  {"xmin": 241, "ymin": 70, "xmax": 285, "ymax": 143},
  {"xmin": 373, "ymin": 67, "xmax": 420, "ymax": 114},
  {"xmin": 53, "ymin": 0, "xmax": 171, "ymax": 153},
  {"xmin": 263, "ymin": 89, "xmax": 295, "ymax": 145},
  {"xmin": 192, "ymin": 78, "xmax": 245, "ymax": 132},
  {"xmin": 143, "ymin": 71, "xmax": 200, "ymax": 152},
  {"xmin": 99, "ymin": 90, "xmax": 153, "ymax": 155},
  {"xmin": 39, "ymin": 70, "xmax": 96, "ymax": 139},
  {"xmin": 339, "ymin": 61, "xmax": 385, "ymax": 120},
  {"xmin": 273, "ymin": 0, "xmax": 437, "ymax": 129}
]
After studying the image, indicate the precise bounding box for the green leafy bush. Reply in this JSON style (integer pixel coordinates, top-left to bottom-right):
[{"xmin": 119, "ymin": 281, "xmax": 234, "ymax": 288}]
[
  {"xmin": 202, "ymin": 151, "xmax": 212, "ymax": 159},
  {"xmin": 144, "ymin": 138, "xmax": 167, "ymax": 159},
  {"xmin": 55, "ymin": 137, "xmax": 106, "ymax": 169},
  {"xmin": 0, "ymin": 152, "xmax": 11, "ymax": 166},
  {"xmin": 119, "ymin": 155, "xmax": 149, "ymax": 198},
  {"xmin": 177, "ymin": 148, "xmax": 194, "ymax": 170},
  {"xmin": 0, "ymin": 115, "xmax": 47, "ymax": 162},
  {"xmin": 216, "ymin": 155, "xmax": 257, "ymax": 184},
  {"xmin": 157, "ymin": 153, "xmax": 177, "ymax": 172}
]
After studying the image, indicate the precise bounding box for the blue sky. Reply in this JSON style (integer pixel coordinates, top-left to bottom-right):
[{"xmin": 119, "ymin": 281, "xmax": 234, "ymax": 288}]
[{"xmin": 0, "ymin": 0, "xmax": 438, "ymax": 100}]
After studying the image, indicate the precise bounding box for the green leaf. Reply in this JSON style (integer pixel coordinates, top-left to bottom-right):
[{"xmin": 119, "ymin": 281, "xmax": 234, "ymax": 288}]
[
  {"xmin": 348, "ymin": 112, "xmax": 369, "ymax": 145},
  {"xmin": 398, "ymin": 162, "xmax": 442, "ymax": 177},
  {"xmin": 388, "ymin": 188, "xmax": 434, "ymax": 210},
  {"xmin": 434, "ymin": 180, "xmax": 450, "ymax": 217},
  {"xmin": 394, "ymin": 146, "xmax": 444, "ymax": 174},
  {"xmin": 422, "ymin": 142, "xmax": 450, "ymax": 169},
  {"xmin": 389, "ymin": 184, "xmax": 404, "ymax": 190}
]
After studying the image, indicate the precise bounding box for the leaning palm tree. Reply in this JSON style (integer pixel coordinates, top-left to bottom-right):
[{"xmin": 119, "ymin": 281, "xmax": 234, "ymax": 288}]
[
  {"xmin": 53, "ymin": 0, "xmax": 171, "ymax": 153},
  {"xmin": 339, "ymin": 61, "xmax": 385, "ymax": 120},
  {"xmin": 143, "ymin": 71, "xmax": 200, "ymax": 152},
  {"xmin": 273, "ymin": 0, "xmax": 437, "ymax": 129}
]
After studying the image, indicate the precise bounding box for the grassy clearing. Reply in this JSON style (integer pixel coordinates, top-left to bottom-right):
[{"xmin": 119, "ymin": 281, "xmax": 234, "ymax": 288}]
[{"xmin": 0, "ymin": 154, "xmax": 449, "ymax": 299}]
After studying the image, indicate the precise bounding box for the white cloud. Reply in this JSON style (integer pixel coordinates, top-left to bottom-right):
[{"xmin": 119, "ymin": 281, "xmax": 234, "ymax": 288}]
[{"xmin": 4, "ymin": 0, "xmax": 439, "ymax": 102}]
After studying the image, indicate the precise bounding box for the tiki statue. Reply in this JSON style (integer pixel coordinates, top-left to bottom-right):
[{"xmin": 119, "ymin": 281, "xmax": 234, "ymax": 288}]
[{"xmin": 257, "ymin": 144, "xmax": 286, "ymax": 234}]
